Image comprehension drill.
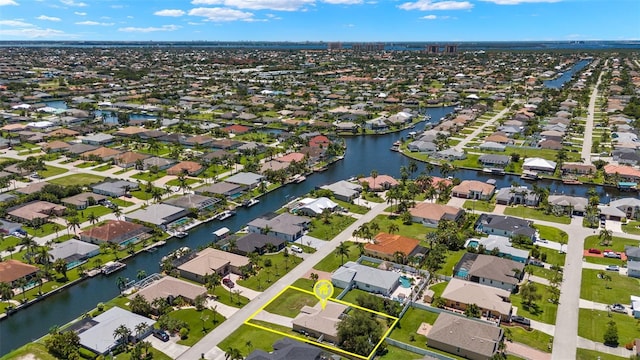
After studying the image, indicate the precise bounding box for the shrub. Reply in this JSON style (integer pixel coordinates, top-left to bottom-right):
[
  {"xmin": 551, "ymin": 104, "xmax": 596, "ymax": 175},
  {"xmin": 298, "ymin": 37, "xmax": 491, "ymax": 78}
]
[{"xmin": 179, "ymin": 327, "xmax": 189, "ymax": 339}]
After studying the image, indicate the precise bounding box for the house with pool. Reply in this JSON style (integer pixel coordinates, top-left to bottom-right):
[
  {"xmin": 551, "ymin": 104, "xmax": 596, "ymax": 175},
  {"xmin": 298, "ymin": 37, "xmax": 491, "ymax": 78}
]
[
  {"xmin": 441, "ymin": 278, "xmax": 513, "ymax": 322},
  {"xmin": 464, "ymin": 235, "xmax": 530, "ymax": 263},
  {"xmin": 79, "ymin": 220, "xmax": 152, "ymax": 248},
  {"xmin": 453, "ymin": 253, "xmax": 524, "ymax": 292},
  {"xmin": 331, "ymin": 261, "xmax": 400, "ymax": 296}
]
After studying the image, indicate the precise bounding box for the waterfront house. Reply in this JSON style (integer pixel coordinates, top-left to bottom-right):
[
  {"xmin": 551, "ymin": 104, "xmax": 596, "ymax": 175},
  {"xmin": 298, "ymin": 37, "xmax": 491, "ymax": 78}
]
[
  {"xmin": 225, "ymin": 172, "xmax": 265, "ymax": 189},
  {"xmin": 358, "ymin": 174, "xmax": 399, "ymax": 192},
  {"xmin": 607, "ymin": 198, "xmax": 640, "ymax": 219},
  {"xmin": 48, "ymin": 239, "xmax": 100, "ymax": 268},
  {"xmin": 128, "ymin": 276, "xmax": 207, "ymax": 305},
  {"xmin": 561, "ymin": 162, "xmax": 596, "ymax": 175},
  {"xmin": 451, "ymin": 180, "xmax": 495, "ymax": 200},
  {"xmin": 604, "ymin": 164, "xmax": 640, "ymax": 183},
  {"xmin": 547, "ymin": 195, "xmax": 588, "ymax": 215},
  {"xmin": 494, "ymin": 186, "xmax": 538, "ymax": 206},
  {"xmin": 0, "ymin": 259, "xmax": 39, "ymax": 289},
  {"xmin": 319, "ymin": 180, "xmax": 362, "ymax": 202},
  {"xmin": 454, "ymin": 253, "xmax": 524, "ymax": 292},
  {"xmin": 426, "ymin": 312, "xmax": 503, "ymax": 360},
  {"xmin": 331, "ymin": 261, "xmax": 400, "ymax": 296},
  {"xmin": 80, "ymin": 220, "xmax": 151, "ymax": 247},
  {"xmin": 178, "ymin": 248, "xmax": 250, "ymax": 281},
  {"xmin": 475, "ymin": 214, "xmax": 536, "ymax": 240},
  {"xmin": 407, "ymin": 140, "xmax": 437, "ymax": 153},
  {"xmin": 195, "ymin": 182, "xmax": 245, "ymax": 198},
  {"xmin": 409, "ymin": 202, "xmax": 464, "ymax": 227},
  {"xmin": 522, "ymin": 158, "xmax": 557, "ymax": 173},
  {"xmin": 247, "ymin": 213, "xmax": 310, "ymax": 242},
  {"xmin": 162, "ymin": 193, "xmax": 220, "ymax": 213},
  {"xmin": 293, "ymin": 197, "xmax": 339, "ymax": 217},
  {"xmin": 124, "ymin": 204, "xmax": 189, "ymax": 228},
  {"xmin": 234, "ymin": 233, "xmax": 286, "ymax": 256},
  {"xmin": 478, "ymin": 154, "xmax": 510, "ymax": 168},
  {"xmin": 441, "ymin": 278, "xmax": 513, "ymax": 322}
]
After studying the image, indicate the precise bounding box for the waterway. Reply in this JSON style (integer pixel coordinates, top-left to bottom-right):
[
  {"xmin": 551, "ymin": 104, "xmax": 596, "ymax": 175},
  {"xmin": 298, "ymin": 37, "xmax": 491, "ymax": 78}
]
[
  {"xmin": 0, "ymin": 78, "xmax": 623, "ymax": 355},
  {"xmin": 543, "ymin": 58, "xmax": 591, "ymax": 89}
]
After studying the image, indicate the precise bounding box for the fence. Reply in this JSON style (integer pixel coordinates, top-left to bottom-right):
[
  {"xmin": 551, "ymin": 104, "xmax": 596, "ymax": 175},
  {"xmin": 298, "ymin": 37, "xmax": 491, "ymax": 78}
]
[{"xmin": 385, "ymin": 338, "xmax": 455, "ymax": 360}]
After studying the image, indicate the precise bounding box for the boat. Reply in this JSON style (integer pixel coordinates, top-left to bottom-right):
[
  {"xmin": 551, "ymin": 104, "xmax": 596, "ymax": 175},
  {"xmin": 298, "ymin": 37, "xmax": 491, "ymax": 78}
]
[
  {"xmin": 292, "ymin": 174, "xmax": 306, "ymax": 183},
  {"xmin": 408, "ymin": 131, "xmax": 418, "ymax": 138},
  {"xmin": 390, "ymin": 140, "xmax": 401, "ymax": 152},
  {"xmin": 562, "ymin": 179, "xmax": 582, "ymax": 185},
  {"xmin": 242, "ymin": 198, "xmax": 260, "ymax": 207},
  {"xmin": 174, "ymin": 231, "xmax": 188, "ymax": 238},
  {"xmin": 216, "ymin": 210, "xmax": 236, "ymax": 221},
  {"xmin": 520, "ymin": 170, "xmax": 539, "ymax": 180},
  {"xmin": 101, "ymin": 261, "xmax": 126, "ymax": 275}
]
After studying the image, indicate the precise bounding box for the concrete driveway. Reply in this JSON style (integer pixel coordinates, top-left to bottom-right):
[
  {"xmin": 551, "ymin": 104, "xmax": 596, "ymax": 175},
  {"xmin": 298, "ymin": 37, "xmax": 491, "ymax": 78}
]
[{"xmin": 148, "ymin": 333, "xmax": 190, "ymax": 359}]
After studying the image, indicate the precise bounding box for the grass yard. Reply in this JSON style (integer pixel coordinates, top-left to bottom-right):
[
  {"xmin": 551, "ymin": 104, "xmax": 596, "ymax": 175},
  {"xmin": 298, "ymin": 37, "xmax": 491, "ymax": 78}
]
[
  {"xmin": 370, "ymin": 214, "xmax": 436, "ymax": 242},
  {"xmin": 513, "ymin": 244, "xmax": 565, "ymax": 266},
  {"xmin": 237, "ymin": 252, "xmax": 301, "ymax": 291},
  {"xmin": 388, "ymin": 307, "xmax": 439, "ymax": 347},
  {"xmin": 307, "ymin": 214, "xmax": 356, "ymax": 240},
  {"xmin": 0, "ymin": 342, "xmax": 57, "ymax": 360},
  {"xmin": 114, "ymin": 347, "xmax": 172, "ymax": 360},
  {"xmin": 533, "ymin": 224, "xmax": 568, "ymax": 243},
  {"xmin": 313, "ymin": 241, "xmax": 362, "ymax": 272},
  {"xmin": 23, "ymin": 222, "xmax": 66, "ymax": 237},
  {"xmin": 580, "ymin": 269, "xmax": 640, "ymax": 304},
  {"xmin": 578, "ymin": 309, "xmax": 640, "ymax": 346},
  {"xmin": 37, "ymin": 165, "xmax": 68, "ymax": 178},
  {"xmin": 621, "ymin": 220, "xmax": 640, "ymax": 235},
  {"xmin": 504, "ymin": 326, "xmax": 553, "ymax": 353},
  {"xmin": 131, "ymin": 170, "xmax": 167, "ymax": 182},
  {"xmin": 583, "ymin": 235, "xmax": 640, "ymax": 252},
  {"xmin": 503, "ymin": 206, "xmax": 571, "ymax": 224},
  {"xmin": 291, "ymin": 278, "xmax": 315, "ymax": 290},
  {"xmin": 218, "ymin": 324, "xmax": 285, "ymax": 358},
  {"xmin": 210, "ymin": 284, "xmax": 251, "ymax": 308},
  {"xmin": 48, "ymin": 173, "xmax": 105, "ymax": 186},
  {"xmin": 510, "ymin": 283, "xmax": 558, "ymax": 324},
  {"xmin": 111, "ymin": 198, "xmax": 135, "ymax": 207},
  {"xmin": 92, "ymin": 164, "xmax": 113, "ymax": 172},
  {"xmin": 165, "ymin": 178, "xmax": 200, "ymax": 187},
  {"xmin": 462, "ymin": 200, "xmax": 495, "ymax": 212},
  {"xmin": 377, "ymin": 345, "xmax": 424, "ymax": 360},
  {"xmin": 168, "ymin": 308, "xmax": 225, "ymax": 346},
  {"xmin": 428, "ymin": 281, "xmax": 448, "ymax": 299},
  {"xmin": 332, "ymin": 198, "xmax": 370, "ymax": 215},
  {"xmin": 130, "ymin": 190, "xmax": 154, "ymax": 200},
  {"xmin": 69, "ymin": 205, "xmax": 113, "ymax": 223},
  {"xmin": 576, "ymin": 348, "xmax": 628, "ymax": 360},
  {"xmin": 0, "ymin": 236, "xmax": 22, "ymax": 253},
  {"xmin": 452, "ymin": 154, "xmax": 482, "ymax": 169},
  {"xmin": 439, "ymin": 250, "xmax": 466, "ymax": 276},
  {"xmin": 263, "ymin": 288, "xmax": 318, "ymax": 318}
]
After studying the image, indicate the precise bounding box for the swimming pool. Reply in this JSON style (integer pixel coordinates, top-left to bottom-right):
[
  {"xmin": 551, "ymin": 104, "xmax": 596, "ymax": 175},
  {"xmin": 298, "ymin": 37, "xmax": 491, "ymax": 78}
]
[
  {"xmin": 466, "ymin": 240, "xmax": 479, "ymax": 248},
  {"xmin": 456, "ymin": 267, "xmax": 469, "ymax": 278},
  {"xmin": 399, "ymin": 275, "xmax": 412, "ymax": 288},
  {"xmin": 172, "ymin": 217, "xmax": 191, "ymax": 227}
]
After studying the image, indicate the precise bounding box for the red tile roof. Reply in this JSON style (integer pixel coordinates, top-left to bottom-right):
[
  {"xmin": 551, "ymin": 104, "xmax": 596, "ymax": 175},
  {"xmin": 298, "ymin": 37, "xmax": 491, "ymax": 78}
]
[
  {"xmin": 0, "ymin": 260, "xmax": 38, "ymax": 283},
  {"xmin": 365, "ymin": 233, "xmax": 420, "ymax": 257}
]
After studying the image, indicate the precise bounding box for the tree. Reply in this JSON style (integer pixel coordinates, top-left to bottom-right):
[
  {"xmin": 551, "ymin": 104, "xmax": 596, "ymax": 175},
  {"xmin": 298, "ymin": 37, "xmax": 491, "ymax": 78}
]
[
  {"xmin": 137, "ymin": 270, "xmax": 147, "ymax": 280},
  {"xmin": 0, "ymin": 282, "xmax": 13, "ymax": 304},
  {"xmin": 599, "ymin": 229, "xmax": 613, "ymax": 246},
  {"xmin": 335, "ymin": 242, "xmax": 350, "ymax": 266},
  {"xmin": 113, "ymin": 205, "xmax": 123, "ymax": 220},
  {"xmin": 519, "ymin": 282, "xmax": 542, "ymax": 307},
  {"xmin": 45, "ymin": 330, "xmax": 81, "ymax": 359},
  {"xmin": 464, "ymin": 303, "xmax": 481, "ymax": 318},
  {"xmin": 87, "ymin": 212, "xmax": 98, "ymax": 226},
  {"xmin": 205, "ymin": 272, "xmax": 222, "ymax": 295},
  {"xmin": 194, "ymin": 294, "xmax": 206, "ymax": 311},
  {"xmin": 370, "ymin": 169, "xmax": 378, "ymax": 190},
  {"xmin": 113, "ymin": 324, "xmax": 132, "ymax": 348},
  {"xmin": 387, "ymin": 223, "xmax": 399, "ymax": 235},
  {"xmin": 130, "ymin": 294, "xmax": 152, "ymax": 316},
  {"xmin": 337, "ymin": 309, "xmax": 384, "ymax": 357},
  {"xmin": 53, "ymin": 258, "xmax": 67, "ymax": 279},
  {"xmin": 603, "ymin": 320, "xmax": 619, "ymax": 347},
  {"xmin": 225, "ymin": 347, "xmax": 243, "ymax": 360},
  {"xmin": 310, "ymin": 272, "xmax": 319, "ymax": 287}
]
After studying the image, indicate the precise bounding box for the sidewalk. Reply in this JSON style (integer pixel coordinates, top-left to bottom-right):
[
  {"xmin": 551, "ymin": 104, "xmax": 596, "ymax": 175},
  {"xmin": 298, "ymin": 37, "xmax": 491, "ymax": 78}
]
[{"xmin": 506, "ymin": 342, "xmax": 551, "ymax": 360}]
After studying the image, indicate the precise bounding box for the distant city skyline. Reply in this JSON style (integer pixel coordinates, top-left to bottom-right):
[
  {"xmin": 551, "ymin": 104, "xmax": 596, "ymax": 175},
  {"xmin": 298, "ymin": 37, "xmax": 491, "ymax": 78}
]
[{"xmin": 0, "ymin": 0, "xmax": 638, "ymax": 42}]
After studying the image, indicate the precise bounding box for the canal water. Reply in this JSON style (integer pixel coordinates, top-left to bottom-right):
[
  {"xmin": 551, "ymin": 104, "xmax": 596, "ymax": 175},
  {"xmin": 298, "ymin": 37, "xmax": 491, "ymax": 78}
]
[
  {"xmin": 0, "ymin": 65, "xmax": 620, "ymax": 354},
  {"xmin": 543, "ymin": 58, "xmax": 591, "ymax": 89}
]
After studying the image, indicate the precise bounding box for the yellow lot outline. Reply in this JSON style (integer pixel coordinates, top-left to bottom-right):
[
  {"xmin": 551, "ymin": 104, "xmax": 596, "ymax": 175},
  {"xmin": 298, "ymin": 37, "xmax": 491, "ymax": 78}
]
[{"xmin": 244, "ymin": 285, "xmax": 399, "ymax": 360}]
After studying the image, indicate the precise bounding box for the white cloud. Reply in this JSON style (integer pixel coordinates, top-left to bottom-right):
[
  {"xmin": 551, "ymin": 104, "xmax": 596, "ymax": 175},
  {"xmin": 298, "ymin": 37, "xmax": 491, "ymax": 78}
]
[
  {"xmin": 189, "ymin": 7, "xmax": 254, "ymax": 21},
  {"xmin": 154, "ymin": 9, "xmax": 186, "ymax": 17},
  {"xmin": 422, "ymin": 14, "xmax": 437, "ymax": 19},
  {"xmin": 323, "ymin": 0, "xmax": 362, "ymax": 4},
  {"xmin": 0, "ymin": 0, "xmax": 19, "ymax": 5},
  {"xmin": 0, "ymin": 19, "xmax": 33, "ymax": 27},
  {"xmin": 480, "ymin": 0, "xmax": 559, "ymax": 4},
  {"xmin": 74, "ymin": 11, "xmax": 86, "ymax": 15},
  {"xmin": 0, "ymin": 28, "xmax": 66, "ymax": 38},
  {"xmin": 399, "ymin": 0, "xmax": 472, "ymax": 10},
  {"xmin": 192, "ymin": 0, "xmax": 313, "ymax": 11},
  {"xmin": 75, "ymin": 20, "xmax": 114, "ymax": 26},
  {"xmin": 60, "ymin": 0, "xmax": 87, "ymax": 7},
  {"xmin": 37, "ymin": 15, "xmax": 61, "ymax": 21},
  {"xmin": 118, "ymin": 24, "xmax": 180, "ymax": 33}
]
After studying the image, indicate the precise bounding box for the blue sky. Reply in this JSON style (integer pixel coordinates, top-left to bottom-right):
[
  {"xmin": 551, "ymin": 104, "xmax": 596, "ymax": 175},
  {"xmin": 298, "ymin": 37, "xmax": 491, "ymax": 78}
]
[{"xmin": 0, "ymin": 0, "xmax": 638, "ymax": 41}]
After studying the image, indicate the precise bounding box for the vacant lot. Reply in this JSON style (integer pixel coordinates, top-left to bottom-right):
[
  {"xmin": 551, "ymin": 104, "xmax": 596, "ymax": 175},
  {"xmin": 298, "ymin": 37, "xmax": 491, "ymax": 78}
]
[
  {"xmin": 580, "ymin": 269, "xmax": 640, "ymax": 304},
  {"xmin": 48, "ymin": 173, "xmax": 105, "ymax": 186}
]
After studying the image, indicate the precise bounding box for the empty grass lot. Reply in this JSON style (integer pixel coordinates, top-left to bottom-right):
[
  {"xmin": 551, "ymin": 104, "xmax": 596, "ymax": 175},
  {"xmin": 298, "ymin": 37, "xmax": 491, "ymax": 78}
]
[
  {"xmin": 37, "ymin": 165, "xmax": 68, "ymax": 178},
  {"xmin": 218, "ymin": 324, "xmax": 286, "ymax": 358},
  {"xmin": 313, "ymin": 241, "xmax": 361, "ymax": 272},
  {"xmin": 168, "ymin": 308, "xmax": 225, "ymax": 346},
  {"xmin": 237, "ymin": 252, "xmax": 301, "ymax": 291},
  {"xmin": 578, "ymin": 309, "xmax": 640, "ymax": 346},
  {"xmin": 463, "ymin": 199, "xmax": 495, "ymax": 212},
  {"xmin": 503, "ymin": 206, "xmax": 571, "ymax": 224},
  {"xmin": 48, "ymin": 173, "xmax": 105, "ymax": 186},
  {"xmin": 576, "ymin": 348, "xmax": 627, "ymax": 360},
  {"xmin": 307, "ymin": 214, "xmax": 356, "ymax": 240},
  {"xmin": 504, "ymin": 326, "xmax": 553, "ymax": 353},
  {"xmin": 533, "ymin": 224, "xmax": 568, "ymax": 243},
  {"xmin": 263, "ymin": 288, "xmax": 318, "ymax": 318},
  {"xmin": 510, "ymin": 283, "xmax": 558, "ymax": 324},
  {"xmin": 370, "ymin": 214, "xmax": 436, "ymax": 242},
  {"xmin": 580, "ymin": 269, "xmax": 640, "ymax": 304}
]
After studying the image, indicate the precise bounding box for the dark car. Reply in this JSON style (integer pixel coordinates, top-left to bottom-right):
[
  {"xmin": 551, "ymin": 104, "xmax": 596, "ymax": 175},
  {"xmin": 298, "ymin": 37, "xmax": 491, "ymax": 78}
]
[
  {"xmin": 511, "ymin": 315, "xmax": 531, "ymax": 326},
  {"xmin": 588, "ymin": 248, "xmax": 602, "ymax": 254},
  {"xmin": 222, "ymin": 278, "xmax": 235, "ymax": 288},
  {"xmin": 529, "ymin": 260, "xmax": 544, "ymax": 267},
  {"xmin": 153, "ymin": 330, "xmax": 169, "ymax": 342}
]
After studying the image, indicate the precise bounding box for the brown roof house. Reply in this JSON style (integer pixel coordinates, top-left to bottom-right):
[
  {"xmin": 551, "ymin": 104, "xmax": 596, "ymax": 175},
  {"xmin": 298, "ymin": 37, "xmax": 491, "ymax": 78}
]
[
  {"xmin": 451, "ymin": 180, "xmax": 495, "ymax": 200},
  {"xmin": 114, "ymin": 151, "xmax": 150, "ymax": 169},
  {"xmin": 365, "ymin": 233, "xmax": 421, "ymax": 261},
  {"xmin": 42, "ymin": 140, "xmax": 71, "ymax": 153},
  {"xmin": 178, "ymin": 248, "xmax": 250, "ymax": 283},
  {"xmin": 62, "ymin": 192, "xmax": 108, "ymax": 210},
  {"xmin": 7, "ymin": 201, "xmax": 66, "ymax": 225},
  {"xmin": 409, "ymin": 202, "xmax": 464, "ymax": 227},
  {"xmin": 0, "ymin": 259, "xmax": 39, "ymax": 288},
  {"xmin": 79, "ymin": 220, "xmax": 151, "ymax": 247},
  {"xmin": 358, "ymin": 175, "xmax": 399, "ymax": 192},
  {"xmin": 128, "ymin": 276, "xmax": 207, "ymax": 304},
  {"xmin": 454, "ymin": 253, "xmax": 524, "ymax": 292},
  {"xmin": 292, "ymin": 301, "xmax": 347, "ymax": 344},
  {"xmin": 81, "ymin": 147, "xmax": 122, "ymax": 162},
  {"xmin": 441, "ymin": 278, "xmax": 513, "ymax": 322},
  {"xmin": 427, "ymin": 312, "xmax": 503, "ymax": 360},
  {"xmin": 167, "ymin": 161, "xmax": 204, "ymax": 176}
]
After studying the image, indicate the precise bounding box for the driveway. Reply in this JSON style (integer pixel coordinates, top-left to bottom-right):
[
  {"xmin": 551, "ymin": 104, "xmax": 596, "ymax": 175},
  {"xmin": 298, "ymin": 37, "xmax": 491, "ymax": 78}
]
[
  {"xmin": 298, "ymin": 235, "xmax": 328, "ymax": 250},
  {"xmin": 251, "ymin": 310, "xmax": 293, "ymax": 328},
  {"xmin": 506, "ymin": 342, "xmax": 551, "ymax": 360},
  {"xmin": 148, "ymin": 334, "xmax": 190, "ymax": 359}
]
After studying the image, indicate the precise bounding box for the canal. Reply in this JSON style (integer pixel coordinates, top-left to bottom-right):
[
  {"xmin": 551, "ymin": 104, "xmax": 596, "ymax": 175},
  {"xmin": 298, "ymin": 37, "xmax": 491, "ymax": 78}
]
[{"xmin": 0, "ymin": 78, "xmax": 617, "ymax": 355}]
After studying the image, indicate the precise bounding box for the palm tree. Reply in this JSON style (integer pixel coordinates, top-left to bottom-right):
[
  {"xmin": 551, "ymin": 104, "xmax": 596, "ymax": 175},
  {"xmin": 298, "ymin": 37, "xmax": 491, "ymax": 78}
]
[
  {"xmin": 205, "ymin": 272, "xmax": 222, "ymax": 295},
  {"xmin": 20, "ymin": 235, "xmax": 38, "ymax": 257},
  {"xmin": 151, "ymin": 187, "xmax": 163, "ymax": 203},
  {"xmin": 87, "ymin": 212, "xmax": 98, "ymax": 226},
  {"xmin": 137, "ymin": 270, "xmax": 147, "ymax": 280},
  {"xmin": 0, "ymin": 282, "xmax": 13, "ymax": 304},
  {"xmin": 15, "ymin": 277, "xmax": 28, "ymax": 302},
  {"xmin": 599, "ymin": 229, "xmax": 613, "ymax": 246},
  {"xmin": 113, "ymin": 205, "xmax": 123, "ymax": 221},
  {"xmin": 113, "ymin": 324, "xmax": 132, "ymax": 348},
  {"xmin": 369, "ymin": 222, "xmax": 380, "ymax": 237},
  {"xmin": 387, "ymin": 223, "xmax": 399, "ymax": 234},
  {"xmin": 53, "ymin": 258, "xmax": 68, "ymax": 279},
  {"xmin": 335, "ymin": 242, "xmax": 349, "ymax": 266},
  {"xmin": 310, "ymin": 272, "xmax": 319, "ymax": 286},
  {"xmin": 225, "ymin": 347, "xmax": 243, "ymax": 360},
  {"xmin": 67, "ymin": 217, "xmax": 81, "ymax": 235},
  {"xmin": 370, "ymin": 169, "xmax": 378, "ymax": 191},
  {"xmin": 134, "ymin": 322, "xmax": 149, "ymax": 340}
]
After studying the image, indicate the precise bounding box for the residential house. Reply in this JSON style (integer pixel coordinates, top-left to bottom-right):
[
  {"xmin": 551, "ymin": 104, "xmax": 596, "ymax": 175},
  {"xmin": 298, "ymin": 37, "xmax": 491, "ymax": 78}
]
[
  {"xmin": 365, "ymin": 117, "xmax": 388, "ymax": 131},
  {"xmin": 178, "ymin": 248, "xmax": 250, "ymax": 282},
  {"xmin": 15, "ymin": 181, "xmax": 50, "ymax": 195},
  {"xmin": 451, "ymin": 180, "xmax": 496, "ymax": 200},
  {"xmin": 247, "ymin": 213, "xmax": 310, "ymax": 242},
  {"xmin": 427, "ymin": 312, "xmax": 503, "ymax": 360},
  {"xmin": 222, "ymin": 124, "xmax": 250, "ymax": 134},
  {"xmin": 441, "ymin": 278, "xmax": 513, "ymax": 321},
  {"xmin": 625, "ymin": 246, "xmax": 640, "ymax": 262},
  {"xmin": 547, "ymin": 195, "xmax": 588, "ymax": 215},
  {"xmin": 0, "ymin": 259, "xmax": 39, "ymax": 288},
  {"xmin": 7, "ymin": 201, "xmax": 66, "ymax": 225},
  {"xmin": 128, "ymin": 276, "xmax": 207, "ymax": 304},
  {"xmin": 454, "ymin": 253, "xmax": 524, "ymax": 292},
  {"xmin": 114, "ymin": 126, "xmax": 146, "ymax": 137},
  {"xmin": 61, "ymin": 193, "xmax": 108, "ymax": 210},
  {"xmin": 358, "ymin": 175, "xmax": 399, "ymax": 192},
  {"xmin": 79, "ymin": 220, "xmax": 151, "ymax": 247},
  {"xmin": 234, "ymin": 233, "xmax": 286, "ymax": 256},
  {"xmin": 124, "ymin": 204, "xmax": 189, "ymax": 228},
  {"xmin": 92, "ymin": 180, "xmax": 139, "ymax": 197},
  {"xmin": 465, "ymin": 235, "xmax": 530, "ymax": 263},
  {"xmin": 48, "ymin": 239, "xmax": 100, "ymax": 269},
  {"xmin": 409, "ymin": 202, "xmax": 464, "ymax": 227},
  {"xmin": 292, "ymin": 302, "xmax": 347, "ymax": 344},
  {"xmin": 195, "ymin": 182, "xmax": 245, "ymax": 198},
  {"xmin": 211, "ymin": 139, "xmax": 243, "ymax": 150},
  {"xmin": 225, "ymin": 172, "xmax": 265, "ymax": 189},
  {"xmin": 631, "ymin": 296, "xmax": 640, "ymax": 319},
  {"xmin": 331, "ymin": 261, "xmax": 400, "ymax": 296},
  {"xmin": 522, "ymin": 158, "xmax": 557, "ymax": 173},
  {"xmin": 484, "ymin": 134, "xmax": 514, "ymax": 145},
  {"xmin": 0, "ymin": 219, "xmax": 22, "ymax": 235},
  {"xmin": 81, "ymin": 133, "xmax": 114, "ymax": 146},
  {"xmin": 435, "ymin": 148, "xmax": 466, "ymax": 161},
  {"xmin": 142, "ymin": 157, "xmax": 176, "ymax": 171},
  {"xmin": 494, "ymin": 186, "xmax": 538, "ymax": 206},
  {"xmin": 475, "ymin": 214, "xmax": 536, "ymax": 240},
  {"xmin": 246, "ymin": 338, "xmax": 324, "ymax": 360},
  {"xmin": 407, "ymin": 140, "xmax": 437, "ymax": 153},
  {"xmin": 608, "ymin": 198, "xmax": 640, "ymax": 219},
  {"xmin": 538, "ymin": 139, "xmax": 563, "ymax": 150},
  {"xmin": 479, "ymin": 141, "xmax": 506, "ymax": 152},
  {"xmin": 114, "ymin": 151, "xmax": 149, "ymax": 169},
  {"xmin": 627, "ymin": 260, "xmax": 640, "ymax": 279},
  {"xmin": 604, "ymin": 164, "xmax": 640, "ymax": 183},
  {"xmin": 67, "ymin": 143, "xmax": 98, "ymax": 156},
  {"xmin": 162, "ymin": 194, "xmax": 220, "ymax": 213},
  {"xmin": 293, "ymin": 197, "xmax": 339, "ymax": 217},
  {"xmin": 561, "ymin": 163, "xmax": 596, "ymax": 175},
  {"xmin": 478, "ymin": 154, "xmax": 510, "ymax": 168},
  {"xmin": 166, "ymin": 161, "xmax": 204, "ymax": 176},
  {"xmin": 81, "ymin": 147, "xmax": 122, "ymax": 162},
  {"xmin": 365, "ymin": 233, "xmax": 422, "ymax": 261},
  {"xmin": 42, "ymin": 140, "xmax": 71, "ymax": 153},
  {"xmin": 320, "ymin": 180, "xmax": 362, "ymax": 202}
]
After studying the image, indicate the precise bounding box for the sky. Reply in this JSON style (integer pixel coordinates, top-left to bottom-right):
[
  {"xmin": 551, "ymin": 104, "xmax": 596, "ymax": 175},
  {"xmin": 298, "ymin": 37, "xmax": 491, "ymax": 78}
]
[{"xmin": 0, "ymin": 0, "xmax": 638, "ymax": 42}]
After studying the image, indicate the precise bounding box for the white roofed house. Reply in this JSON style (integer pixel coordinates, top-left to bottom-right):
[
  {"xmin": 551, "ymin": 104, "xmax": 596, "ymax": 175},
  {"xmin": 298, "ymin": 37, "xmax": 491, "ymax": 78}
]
[
  {"xmin": 48, "ymin": 239, "xmax": 100, "ymax": 269},
  {"xmin": 523, "ymin": 157, "xmax": 557, "ymax": 174},
  {"xmin": 320, "ymin": 180, "xmax": 362, "ymax": 202},
  {"xmin": 292, "ymin": 197, "xmax": 339, "ymax": 217},
  {"xmin": 331, "ymin": 261, "xmax": 400, "ymax": 296},
  {"xmin": 247, "ymin": 213, "xmax": 310, "ymax": 242}
]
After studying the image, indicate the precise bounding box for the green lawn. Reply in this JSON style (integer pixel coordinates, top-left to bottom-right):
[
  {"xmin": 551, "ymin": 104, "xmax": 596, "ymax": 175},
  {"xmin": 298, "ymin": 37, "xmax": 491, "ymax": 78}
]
[
  {"xmin": 452, "ymin": 154, "xmax": 482, "ymax": 169},
  {"xmin": 68, "ymin": 205, "xmax": 113, "ymax": 223},
  {"xmin": 377, "ymin": 345, "xmax": 424, "ymax": 360},
  {"xmin": 513, "ymin": 244, "xmax": 565, "ymax": 267},
  {"xmin": 48, "ymin": 174, "xmax": 105, "ymax": 186},
  {"xmin": 210, "ymin": 284, "xmax": 251, "ymax": 308},
  {"xmin": 621, "ymin": 220, "xmax": 640, "ymax": 235},
  {"xmin": 75, "ymin": 161, "xmax": 99, "ymax": 168},
  {"xmin": 111, "ymin": 198, "xmax": 135, "ymax": 207},
  {"xmin": 23, "ymin": 222, "xmax": 66, "ymax": 237},
  {"xmin": 510, "ymin": 283, "xmax": 558, "ymax": 324},
  {"xmin": 168, "ymin": 308, "xmax": 225, "ymax": 346},
  {"xmin": 263, "ymin": 288, "xmax": 318, "ymax": 317},
  {"xmin": 291, "ymin": 278, "xmax": 316, "ymax": 290},
  {"xmin": 578, "ymin": 309, "xmax": 640, "ymax": 346},
  {"xmin": 237, "ymin": 252, "xmax": 300, "ymax": 291},
  {"xmin": 533, "ymin": 224, "xmax": 568, "ymax": 243},
  {"xmin": 131, "ymin": 170, "xmax": 167, "ymax": 182},
  {"xmin": 580, "ymin": 269, "xmax": 640, "ymax": 304},
  {"xmin": 332, "ymin": 198, "xmax": 370, "ymax": 215},
  {"xmin": 307, "ymin": 214, "xmax": 356, "ymax": 240},
  {"xmin": 503, "ymin": 206, "xmax": 571, "ymax": 224},
  {"xmin": 114, "ymin": 348, "xmax": 172, "ymax": 360},
  {"xmin": 427, "ymin": 281, "xmax": 448, "ymax": 299},
  {"xmin": 388, "ymin": 307, "xmax": 439, "ymax": 346},
  {"xmin": 462, "ymin": 200, "xmax": 495, "ymax": 212},
  {"xmin": 576, "ymin": 348, "xmax": 628, "ymax": 360},
  {"xmin": 92, "ymin": 164, "xmax": 113, "ymax": 171},
  {"xmin": 583, "ymin": 235, "xmax": 639, "ymax": 252},
  {"xmin": 439, "ymin": 250, "xmax": 466, "ymax": 276},
  {"xmin": 504, "ymin": 326, "xmax": 553, "ymax": 353},
  {"xmin": 0, "ymin": 342, "xmax": 56, "ymax": 360},
  {"xmin": 218, "ymin": 324, "xmax": 285, "ymax": 358},
  {"xmin": 313, "ymin": 241, "xmax": 361, "ymax": 272},
  {"xmin": 371, "ymin": 214, "xmax": 436, "ymax": 243},
  {"xmin": 165, "ymin": 178, "xmax": 200, "ymax": 187},
  {"xmin": 0, "ymin": 236, "xmax": 22, "ymax": 252},
  {"xmin": 37, "ymin": 165, "xmax": 68, "ymax": 178},
  {"xmin": 130, "ymin": 190, "xmax": 154, "ymax": 200}
]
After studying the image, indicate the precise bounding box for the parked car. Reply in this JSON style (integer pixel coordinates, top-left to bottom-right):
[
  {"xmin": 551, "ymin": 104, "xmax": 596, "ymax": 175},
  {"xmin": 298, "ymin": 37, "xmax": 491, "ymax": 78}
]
[
  {"xmin": 290, "ymin": 245, "xmax": 303, "ymax": 253},
  {"xmin": 153, "ymin": 330, "xmax": 169, "ymax": 342},
  {"xmin": 604, "ymin": 252, "xmax": 621, "ymax": 259},
  {"xmin": 529, "ymin": 260, "xmax": 544, "ymax": 267},
  {"xmin": 222, "ymin": 278, "xmax": 235, "ymax": 288},
  {"xmin": 588, "ymin": 248, "xmax": 602, "ymax": 254},
  {"xmin": 511, "ymin": 315, "xmax": 531, "ymax": 326},
  {"xmin": 610, "ymin": 304, "xmax": 626, "ymax": 314},
  {"xmin": 605, "ymin": 265, "xmax": 619, "ymax": 271}
]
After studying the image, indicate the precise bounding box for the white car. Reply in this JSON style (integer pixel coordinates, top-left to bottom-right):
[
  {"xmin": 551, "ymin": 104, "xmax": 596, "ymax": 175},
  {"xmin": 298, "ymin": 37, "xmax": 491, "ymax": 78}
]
[{"xmin": 290, "ymin": 245, "xmax": 303, "ymax": 253}]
